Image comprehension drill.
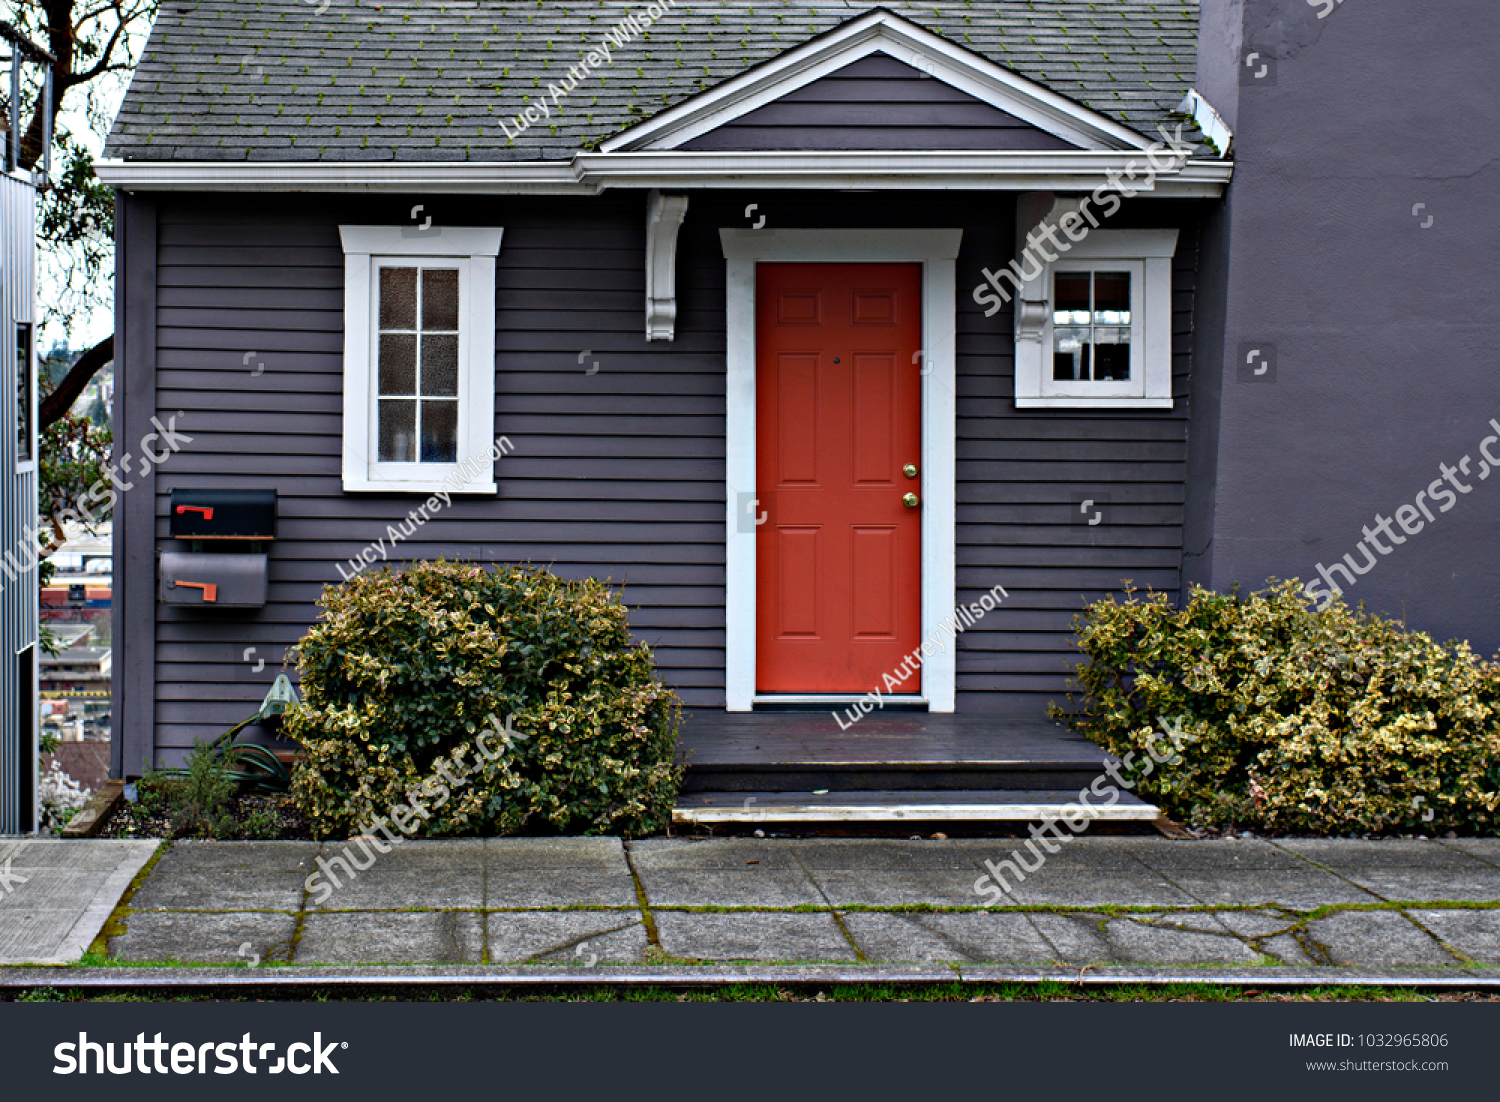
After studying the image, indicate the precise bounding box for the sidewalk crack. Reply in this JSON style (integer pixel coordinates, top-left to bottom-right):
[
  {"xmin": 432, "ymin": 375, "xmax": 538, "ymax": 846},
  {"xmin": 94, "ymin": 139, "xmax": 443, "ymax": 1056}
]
[
  {"xmin": 521, "ymin": 917, "xmax": 644, "ymax": 965},
  {"xmin": 283, "ymin": 842, "xmax": 320, "ymax": 965},
  {"xmin": 1397, "ymin": 908, "xmax": 1474, "ymax": 966},
  {"xmin": 87, "ymin": 840, "xmax": 171, "ymax": 960},
  {"xmin": 481, "ymin": 838, "xmax": 491, "ymax": 965},
  {"xmin": 791, "ymin": 851, "xmax": 867, "ymax": 963},
  {"xmin": 621, "ymin": 841, "xmax": 662, "ymax": 952},
  {"xmin": 1267, "ymin": 840, "xmax": 1390, "ymax": 902},
  {"xmin": 1435, "ymin": 838, "xmax": 1500, "ymax": 870}
]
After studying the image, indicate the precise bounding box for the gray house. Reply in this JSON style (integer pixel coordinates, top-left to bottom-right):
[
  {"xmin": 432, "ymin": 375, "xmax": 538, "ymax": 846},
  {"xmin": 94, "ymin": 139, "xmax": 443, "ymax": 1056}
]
[
  {"xmin": 96, "ymin": 0, "xmax": 1498, "ymax": 819},
  {"xmin": 1, "ymin": 22, "xmax": 52, "ymax": 834}
]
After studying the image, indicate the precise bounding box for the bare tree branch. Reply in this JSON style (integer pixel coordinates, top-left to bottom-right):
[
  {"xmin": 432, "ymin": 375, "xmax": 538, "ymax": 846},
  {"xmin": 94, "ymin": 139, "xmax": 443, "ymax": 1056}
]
[
  {"xmin": 39, "ymin": 335, "xmax": 113, "ymax": 429},
  {"xmin": 69, "ymin": 18, "xmax": 130, "ymax": 83},
  {"xmin": 17, "ymin": 0, "xmax": 156, "ymax": 170}
]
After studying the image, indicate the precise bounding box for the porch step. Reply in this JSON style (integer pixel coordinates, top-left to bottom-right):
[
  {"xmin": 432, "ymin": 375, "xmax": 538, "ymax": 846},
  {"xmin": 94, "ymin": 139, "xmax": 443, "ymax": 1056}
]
[
  {"xmin": 673, "ymin": 789, "xmax": 1159, "ymax": 825},
  {"xmin": 680, "ymin": 713, "xmax": 1118, "ymax": 793}
]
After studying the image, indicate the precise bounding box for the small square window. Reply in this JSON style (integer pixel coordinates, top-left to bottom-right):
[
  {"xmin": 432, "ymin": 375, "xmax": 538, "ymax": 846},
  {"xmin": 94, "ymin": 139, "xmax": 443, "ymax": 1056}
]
[
  {"xmin": 1052, "ymin": 271, "xmax": 1132, "ymax": 383},
  {"xmin": 1012, "ymin": 228, "xmax": 1177, "ymax": 410}
]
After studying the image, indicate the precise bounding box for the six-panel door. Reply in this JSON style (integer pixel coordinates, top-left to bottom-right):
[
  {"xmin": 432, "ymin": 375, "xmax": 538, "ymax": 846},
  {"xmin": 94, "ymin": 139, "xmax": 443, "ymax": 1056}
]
[{"xmin": 755, "ymin": 262, "xmax": 924, "ymax": 694}]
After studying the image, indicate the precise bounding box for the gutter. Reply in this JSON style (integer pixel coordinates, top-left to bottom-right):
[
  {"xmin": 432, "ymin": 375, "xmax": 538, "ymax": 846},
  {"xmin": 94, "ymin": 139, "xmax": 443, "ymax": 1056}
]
[{"xmin": 94, "ymin": 152, "xmax": 1234, "ymax": 197}]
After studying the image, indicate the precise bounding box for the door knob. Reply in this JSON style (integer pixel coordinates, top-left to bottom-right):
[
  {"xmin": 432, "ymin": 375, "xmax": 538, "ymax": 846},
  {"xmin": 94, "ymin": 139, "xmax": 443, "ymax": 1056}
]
[
  {"xmin": 903, "ymin": 493, "xmax": 920, "ymax": 509},
  {"xmin": 903, "ymin": 464, "xmax": 919, "ymax": 479}
]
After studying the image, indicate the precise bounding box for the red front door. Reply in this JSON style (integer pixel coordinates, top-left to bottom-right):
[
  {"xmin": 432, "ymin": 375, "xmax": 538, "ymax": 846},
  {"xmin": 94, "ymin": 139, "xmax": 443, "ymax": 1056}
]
[{"xmin": 756, "ymin": 263, "xmax": 924, "ymax": 694}]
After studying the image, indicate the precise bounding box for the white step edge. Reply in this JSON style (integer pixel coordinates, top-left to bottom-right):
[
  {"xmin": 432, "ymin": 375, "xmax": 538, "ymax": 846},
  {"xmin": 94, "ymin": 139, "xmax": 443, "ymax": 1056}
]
[{"xmin": 674, "ymin": 797, "xmax": 1160, "ymax": 825}]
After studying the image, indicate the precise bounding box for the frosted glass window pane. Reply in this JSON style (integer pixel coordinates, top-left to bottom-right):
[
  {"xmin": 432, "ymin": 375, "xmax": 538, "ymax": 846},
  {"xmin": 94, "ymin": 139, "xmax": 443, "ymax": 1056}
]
[
  {"xmin": 423, "ymin": 269, "xmax": 460, "ymax": 331},
  {"xmin": 422, "ymin": 334, "xmax": 459, "ymax": 396},
  {"xmin": 379, "ymin": 333, "xmax": 417, "ymax": 394},
  {"xmin": 420, "ymin": 400, "xmax": 459, "ymax": 463},
  {"xmin": 380, "ymin": 268, "xmax": 417, "ymax": 330},
  {"xmin": 379, "ymin": 399, "xmax": 417, "ymax": 463}
]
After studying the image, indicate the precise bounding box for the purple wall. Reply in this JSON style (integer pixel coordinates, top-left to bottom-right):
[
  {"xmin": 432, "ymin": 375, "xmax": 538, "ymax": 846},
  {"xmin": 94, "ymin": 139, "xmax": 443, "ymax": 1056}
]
[{"xmin": 1189, "ymin": 0, "xmax": 1500, "ymax": 650}]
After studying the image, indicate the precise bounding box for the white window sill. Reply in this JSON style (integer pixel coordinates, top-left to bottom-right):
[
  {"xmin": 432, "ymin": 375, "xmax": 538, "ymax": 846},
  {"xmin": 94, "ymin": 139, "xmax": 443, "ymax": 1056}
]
[
  {"xmin": 342, "ymin": 479, "xmax": 497, "ymax": 495},
  {"xmin": 1017, "ymin": 396, "xmax": 1175, "ymax": 410},
  {"xmin": 751, "ymin": 695, "xmax": 929, "ymax": 706}
]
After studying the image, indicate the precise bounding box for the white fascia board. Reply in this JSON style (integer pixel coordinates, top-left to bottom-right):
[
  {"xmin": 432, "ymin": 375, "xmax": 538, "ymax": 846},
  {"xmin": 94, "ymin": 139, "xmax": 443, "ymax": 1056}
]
[
  {"xmin": 598, "ymin": 9, "xmax": 1153, "ymax": 154},
  {"xmin": 95, "ymin": 154, "xmax": 1233, "ymax": 196},
  {"xmin": 577, "ymin": 153, "xmax": 1233, "ymax": 194},
  {"xmin": 94, "ymin": 159, "xmax": 587, "ymax": 193}
]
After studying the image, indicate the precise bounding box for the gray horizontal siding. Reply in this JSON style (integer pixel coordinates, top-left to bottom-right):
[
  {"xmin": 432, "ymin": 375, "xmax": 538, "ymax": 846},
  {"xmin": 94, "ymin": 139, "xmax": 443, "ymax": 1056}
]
[
  {"xmin": 951, "ymin": 204, "xmax": 1199, "ymax": 716},
  {"xmin": 142, "ymin": 190, "xmax": 1203, "ymax": 759},
  {"xmin": 151, "ymin": 193, "xmax": 728, "ymax": 755},
  {"xmin": 680, "ymin": 54, "xmax": 1077, "ymax": 152}
]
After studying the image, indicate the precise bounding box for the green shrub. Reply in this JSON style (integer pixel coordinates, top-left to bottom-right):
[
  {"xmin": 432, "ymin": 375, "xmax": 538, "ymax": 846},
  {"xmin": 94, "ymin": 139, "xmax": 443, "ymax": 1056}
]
[
  {"xmin": 137, "ymin": 740, "xmax": 239, "ymax": 839},
  {"xmin": 285, "ymin": 561, "xmax": 684, "ymax": 840},
  {"xmin": 1053, "ymin": 580, "xmax": 1500, "ymax": 834}
]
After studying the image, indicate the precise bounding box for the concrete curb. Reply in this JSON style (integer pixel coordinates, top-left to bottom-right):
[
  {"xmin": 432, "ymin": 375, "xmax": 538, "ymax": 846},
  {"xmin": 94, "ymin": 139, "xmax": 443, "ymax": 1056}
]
[{"xmin": 0, "ymin": 964, "xmax": 1496, "ymax": 989}]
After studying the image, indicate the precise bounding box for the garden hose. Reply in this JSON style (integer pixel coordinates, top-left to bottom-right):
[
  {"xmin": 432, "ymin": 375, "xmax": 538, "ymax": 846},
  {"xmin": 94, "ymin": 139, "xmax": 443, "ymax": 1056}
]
[{"xmin": 157, "ymin": 675, "xmax": 299, "ymax": 794}]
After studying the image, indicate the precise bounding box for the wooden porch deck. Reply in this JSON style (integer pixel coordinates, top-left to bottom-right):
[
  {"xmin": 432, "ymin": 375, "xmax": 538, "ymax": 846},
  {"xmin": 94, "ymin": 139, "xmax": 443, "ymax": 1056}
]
[
  {"xmin": 678, "ymin": 711, "xmax": 1113, "ymax": 771},
  {"xmin": 673, "ymin": 711, "xmax": 1156, "ymax": 824}
]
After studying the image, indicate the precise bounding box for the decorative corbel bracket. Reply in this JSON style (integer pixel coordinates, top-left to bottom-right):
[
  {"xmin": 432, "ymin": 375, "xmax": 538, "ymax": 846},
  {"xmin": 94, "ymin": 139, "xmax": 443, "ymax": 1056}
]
[
  {"xmin": 1014, "ymin": 191, "xmax": 1086, "ymax": 348},
  {"xmin": 645, "ymin": 190, "xmax": 690, "ymax": 341}
]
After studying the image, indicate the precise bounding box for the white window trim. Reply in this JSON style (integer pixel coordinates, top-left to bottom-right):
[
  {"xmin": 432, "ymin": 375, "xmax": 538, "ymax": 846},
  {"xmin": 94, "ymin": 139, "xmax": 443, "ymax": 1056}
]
[
  {"xmin": 1014, "ymin": 228, "xmax": 1178, "ymax": 410},
  {"xmin": 339, "ymin": 225, "xmax": 503, "ymax": 493},
  {"xmin": 720, "ymin": 228, "xmax": 962, "ymax": 714}
]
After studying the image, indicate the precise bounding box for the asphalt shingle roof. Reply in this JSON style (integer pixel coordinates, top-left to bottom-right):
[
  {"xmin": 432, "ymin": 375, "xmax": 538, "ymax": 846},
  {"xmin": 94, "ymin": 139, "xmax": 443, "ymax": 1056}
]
[{"xmin": 104, "ymin": 0, "xmax": 1202, "ymax": 163}]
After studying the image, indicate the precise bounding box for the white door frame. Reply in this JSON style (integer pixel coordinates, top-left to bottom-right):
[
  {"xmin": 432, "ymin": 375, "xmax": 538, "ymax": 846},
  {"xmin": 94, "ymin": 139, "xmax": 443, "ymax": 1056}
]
[{"xmin": 719, "ymin": 228, "xmax": 963, "ymax": 713}]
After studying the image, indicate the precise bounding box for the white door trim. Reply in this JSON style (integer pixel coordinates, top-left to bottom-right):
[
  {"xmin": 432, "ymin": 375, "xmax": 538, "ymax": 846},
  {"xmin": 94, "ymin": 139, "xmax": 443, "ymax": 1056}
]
[{"xmin": 719, "ymin": 228, "xmax": 962, "ymax": 713}]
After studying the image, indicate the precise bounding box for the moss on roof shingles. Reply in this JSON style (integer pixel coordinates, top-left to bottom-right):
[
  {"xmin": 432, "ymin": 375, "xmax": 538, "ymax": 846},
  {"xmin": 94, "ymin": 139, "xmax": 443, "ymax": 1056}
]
[{"xmin": 105, "ymin": 0, "xmax": 1202, "ymax": 163}]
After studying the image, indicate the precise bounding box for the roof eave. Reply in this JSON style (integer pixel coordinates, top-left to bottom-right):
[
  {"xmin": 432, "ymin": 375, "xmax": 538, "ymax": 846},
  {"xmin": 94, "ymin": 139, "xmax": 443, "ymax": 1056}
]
[{"xmin": 95, "ymin": 152, "xmax": 1233, "ymax": 197}]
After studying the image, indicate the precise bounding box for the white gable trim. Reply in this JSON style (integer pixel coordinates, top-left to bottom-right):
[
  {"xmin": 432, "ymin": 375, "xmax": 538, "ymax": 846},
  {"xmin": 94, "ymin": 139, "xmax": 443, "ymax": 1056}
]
[{"xmin": 599, "ymin": 9, "xmax": 1152, "ymax": 154}]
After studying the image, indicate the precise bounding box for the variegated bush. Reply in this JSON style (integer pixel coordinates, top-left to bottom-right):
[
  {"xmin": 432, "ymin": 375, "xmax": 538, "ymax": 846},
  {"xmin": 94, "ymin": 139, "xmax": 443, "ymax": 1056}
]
[
  {"xmin": 1053, "ymin": 580, "xmax": 1500, "ymax": 834},
  {"xmin": 286, "ymin": 561, "xmax": 683, "ymax": 840}
]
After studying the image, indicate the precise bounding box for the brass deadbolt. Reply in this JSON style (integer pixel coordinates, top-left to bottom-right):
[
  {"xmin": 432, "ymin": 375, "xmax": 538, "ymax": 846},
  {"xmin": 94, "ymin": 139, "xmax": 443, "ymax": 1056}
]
[{"xmin": 903, "ymin": 464, "xmax": 919, "ymax": 479}]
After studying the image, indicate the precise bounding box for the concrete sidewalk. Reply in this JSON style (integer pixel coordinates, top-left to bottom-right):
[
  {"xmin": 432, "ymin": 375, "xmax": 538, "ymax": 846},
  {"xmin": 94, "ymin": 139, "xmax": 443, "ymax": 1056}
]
[
  {"xmin": 0, "ymin": 839, "xmax": 159, "ymax": 965},
  {"xmin": 72, "ymin": 836, "xmax": 1500, "ymax": 974}
]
